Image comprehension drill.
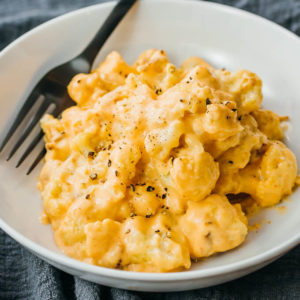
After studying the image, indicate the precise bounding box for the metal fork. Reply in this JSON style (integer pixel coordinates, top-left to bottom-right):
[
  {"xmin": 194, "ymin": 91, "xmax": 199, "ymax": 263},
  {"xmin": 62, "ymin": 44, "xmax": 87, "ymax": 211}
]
[{"xmin": 0, "ymin": 0, "xmax": 136, "ymax": 174}]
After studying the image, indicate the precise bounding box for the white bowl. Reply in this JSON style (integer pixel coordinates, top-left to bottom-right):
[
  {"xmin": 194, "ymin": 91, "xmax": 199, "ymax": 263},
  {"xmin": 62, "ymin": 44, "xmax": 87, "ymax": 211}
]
[{"xmin": 0, "ymin": 0, "xmax": 299, "ymax": 292}]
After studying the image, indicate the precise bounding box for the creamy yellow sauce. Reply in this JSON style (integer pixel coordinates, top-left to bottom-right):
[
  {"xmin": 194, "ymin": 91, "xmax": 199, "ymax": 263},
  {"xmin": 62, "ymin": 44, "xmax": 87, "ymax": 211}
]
[{"xmin": 38, "ymin": 49, "xmax": 298, "ymax": 272}]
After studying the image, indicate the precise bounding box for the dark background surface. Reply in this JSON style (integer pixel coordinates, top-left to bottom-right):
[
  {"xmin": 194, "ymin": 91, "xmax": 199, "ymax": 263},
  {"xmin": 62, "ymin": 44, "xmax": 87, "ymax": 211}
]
[{"xmin": 0, "ymin": 0, "xmax": 300, "ymax": 299}]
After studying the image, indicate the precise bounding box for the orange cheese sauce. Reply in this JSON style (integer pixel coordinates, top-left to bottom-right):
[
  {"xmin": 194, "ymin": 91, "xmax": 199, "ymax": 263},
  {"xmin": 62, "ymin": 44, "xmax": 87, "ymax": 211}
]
[{"xmin": 38, "ymin": 49, "xmax": 298, "ymax": 272}]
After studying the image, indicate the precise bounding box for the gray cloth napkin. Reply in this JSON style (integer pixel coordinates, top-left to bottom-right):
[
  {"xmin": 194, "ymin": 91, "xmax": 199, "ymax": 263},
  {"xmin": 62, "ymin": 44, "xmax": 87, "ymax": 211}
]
[{"xmin": 0, "ymin": 0, "xmax": 299, "ymax": 299}]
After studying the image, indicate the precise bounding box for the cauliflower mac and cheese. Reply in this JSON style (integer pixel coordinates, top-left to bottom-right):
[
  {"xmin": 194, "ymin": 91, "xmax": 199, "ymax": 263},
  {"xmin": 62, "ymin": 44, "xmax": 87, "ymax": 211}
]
[{"xmin": 38, "ymin": 49, "xmax": 298, "ymax": 272}]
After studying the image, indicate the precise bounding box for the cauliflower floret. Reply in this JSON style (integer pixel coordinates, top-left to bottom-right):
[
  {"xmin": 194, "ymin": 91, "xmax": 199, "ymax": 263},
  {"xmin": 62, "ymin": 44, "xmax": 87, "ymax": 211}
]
[
  {"xmin": 181, "ymin": 56, "xmax": 214, "ymax": 73},
  {"xmin": 129, "ymin": 185, "xmax": 161, "ymax": 217},
  {"xmin": 194, "ymin": 103, "xmax": 243, "ymax": 140},
  {"xmin": 179, "ymin": 194, "xmax": 248, "ymax": 258},
  {"xmin": 68, "ymin": 72, "xmax": 107, "ymax": 106},
  {"xmin": 96, "ymin": 51, "xmax": 136, "ymax": 90},
  {"xmin": 252, "ymin": 109, "xmax": 283, "ymax": 140},
  {"xmin": 85, "ymin": 219, "xmax": 122, "ymax": 268},
  {"xmin": 170, "ymin": 134, "xmax": 219, "ymax": 203},
  {"xmin": 215, "ymin": 141, "xmax": 298, "ymax": 207},
  {"xmin": 241, "ymin": 141, "xmax": 297, "ymax": 207},
  {"xmin": 217, "ymin": 69, "xmax": 263, "ymax": 113},
  {"xmin": 55, "ymin": 199, "xmax": 91, "ymax": 257},
  {"xmin": 144, "ymin": 121, "xmax": 184, "ymax": 160},
  {"xmin": 217, "ymin": 130, "xmax": 264, "ymax": 175},
  {"xmin": 122, "ymin": 215, "xmax": 191, "ymax": 272}
]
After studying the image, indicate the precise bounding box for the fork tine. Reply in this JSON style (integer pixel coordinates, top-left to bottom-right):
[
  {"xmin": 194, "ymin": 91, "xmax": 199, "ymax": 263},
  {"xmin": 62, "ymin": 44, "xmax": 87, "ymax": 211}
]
[
  {"xmin": 0, "ymin": 88, "xmax": 40, "ymax": 152},
  {"xmin": 15, "ymin": 130, "xmax": 44, "ymax": 168},
  {"xmin": 26, "ymin": 148, "xmax": 46, "ymax": 175},
  {"xmin": 20, "ymin": 105, "xmax": 61, "ymax": 171},
  {"xmin": 6, "ymin": 100, "xmax": 51, "ymax": 161},
  {"xmin": 15, "ymin": 103, "xmax": 60, "ymax": 168}
]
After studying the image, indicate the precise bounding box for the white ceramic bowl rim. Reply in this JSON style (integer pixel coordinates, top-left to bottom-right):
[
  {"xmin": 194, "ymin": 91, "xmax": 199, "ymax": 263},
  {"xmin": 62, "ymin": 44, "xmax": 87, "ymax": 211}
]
[{"xmin": 0, "ymin": 0, "xmax": 300, "ymax": 282}]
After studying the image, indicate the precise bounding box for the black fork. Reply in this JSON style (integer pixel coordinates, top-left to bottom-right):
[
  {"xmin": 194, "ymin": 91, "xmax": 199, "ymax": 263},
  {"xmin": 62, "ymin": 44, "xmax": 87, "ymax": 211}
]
[{"xmin": 0, "ymin": 0, "xmax": 136, "ymax": 174}]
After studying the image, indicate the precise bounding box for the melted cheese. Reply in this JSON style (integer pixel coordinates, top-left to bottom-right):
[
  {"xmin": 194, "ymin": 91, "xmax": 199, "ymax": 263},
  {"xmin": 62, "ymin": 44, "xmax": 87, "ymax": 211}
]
[{"xmin": 38, "ymin": 49, "xmax": 298, "ymax": 272}]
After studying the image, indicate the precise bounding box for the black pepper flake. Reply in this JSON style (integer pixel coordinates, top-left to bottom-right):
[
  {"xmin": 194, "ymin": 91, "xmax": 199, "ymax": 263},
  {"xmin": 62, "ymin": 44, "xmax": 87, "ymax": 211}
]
[
  {"xmin": 146, "ymin": 186, "xmax": 155, "ymax": 192},
  {"xmin": 205, "ymin": 232, "xmax": 211, "ymax": 238},
  {"xmin": 179, "ymin": 99, "xmax": 184, "ymax": 103},
  {"xmin": 125, "ymin": 229, "xmax": 131, "ymax": 234},
  {"xmin": 226, "ymin": 115, "xmax": 231, "ymax": 119},
  {"xmin": 232, "ymin": 108, "xmax": 237, "ymax": 112},
  {"xmin": 88, "ymin": 151, "xmax": 95, "ymax": 158},
  {"xmin": 166, "ymin": 206, "xmax": 169, "ymax": 210},
  {"xmin": 206, "ymin": 98, "xmax": 211, "ymax": 105},
  {"xmin": 130, "ymin": 213, "xmax": 136, "ymax": 218},
  {"xmin": 228, "ymin": 160, "xmax": 234, "ymax": 164},
  {"xmin": 186, "ymin": 81, "xmax": 190, "ymax": 84},
  {"xmin": 115, "ymin": 170, "xmax": 118, "ymax": 177},
  {"xmin": 145, "ymin": 213, "xmax": 152, "ymax": 218},
  {"xmin": 189, "ymin": 76, "xmax": 193, "ymax": 80},
  {"xmin": 116, "ymin": 260, "xmax": 122, "ymax": 269},
  {"xmin": 238, "ymin": 116, "xmax": 242, "ymax": 121},
  {"xmin": 155, "ymin": 88, "xmax": 162, "ymax": 95},
  {"xmin": 108, "ymin": 144, "xmax": 111, "ymax": 150},
  {"xmin": 155, "ymin": 229, "xmax": 160, "ymax": 233},
  {"xmin": 164, "ymin": 187, "xmax": 168, "ymax": 192},
  {"xmin": 140, "ymin": 183, "xmax": 146, "ymax": 186},
  {"xmin": 108, "ymin": 159, "xmax": 112, "ymax": 167},
  {"xmin": 89, "ymin": 173, "xmax": 98, "ymax": 180},
  {"xmin": 161, "ymin": 205, "xmax": 165, "ymax": 209},
  {"xmin": 130, "ymin": 184, "xmax": 135, "ymax": 192},
  {"xmin": 85, "ymin": 194, "xmax": 90, "ymax": 199},
  {"xmin": 162, "ymin": 194, "xmax": 167, "ymax": 200}
]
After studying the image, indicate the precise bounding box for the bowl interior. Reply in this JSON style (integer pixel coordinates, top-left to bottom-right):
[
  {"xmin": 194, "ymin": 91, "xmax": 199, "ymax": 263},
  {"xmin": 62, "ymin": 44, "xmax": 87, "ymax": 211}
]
[{"xmin": 0, "ymin": 0, "xmax": 299, "ymax": 275}]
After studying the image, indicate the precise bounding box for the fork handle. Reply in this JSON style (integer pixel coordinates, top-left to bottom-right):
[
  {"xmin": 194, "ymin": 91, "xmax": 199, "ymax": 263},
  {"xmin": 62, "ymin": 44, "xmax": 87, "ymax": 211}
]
[{"xmin": 80, "ymin": 0, "xmax": 137, "ymax": 67}]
